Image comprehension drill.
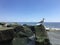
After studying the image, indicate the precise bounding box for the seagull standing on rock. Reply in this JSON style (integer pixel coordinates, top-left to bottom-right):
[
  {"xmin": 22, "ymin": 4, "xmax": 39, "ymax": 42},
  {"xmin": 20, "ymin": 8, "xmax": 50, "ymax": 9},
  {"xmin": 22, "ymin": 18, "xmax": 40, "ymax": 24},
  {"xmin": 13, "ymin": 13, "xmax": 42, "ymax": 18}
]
[{"xmin": 36, "ymin": 18, "xmax": 45, "ymax": 25}]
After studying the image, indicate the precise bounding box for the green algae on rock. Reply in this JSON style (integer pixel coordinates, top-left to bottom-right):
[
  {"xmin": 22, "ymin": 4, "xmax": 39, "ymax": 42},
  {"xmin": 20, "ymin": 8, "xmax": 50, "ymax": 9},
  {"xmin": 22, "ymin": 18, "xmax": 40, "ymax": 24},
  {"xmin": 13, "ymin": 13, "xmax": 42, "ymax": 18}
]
[{"xmin": 35, "ymin": 24, "xmax": 51, "ymax": 45}]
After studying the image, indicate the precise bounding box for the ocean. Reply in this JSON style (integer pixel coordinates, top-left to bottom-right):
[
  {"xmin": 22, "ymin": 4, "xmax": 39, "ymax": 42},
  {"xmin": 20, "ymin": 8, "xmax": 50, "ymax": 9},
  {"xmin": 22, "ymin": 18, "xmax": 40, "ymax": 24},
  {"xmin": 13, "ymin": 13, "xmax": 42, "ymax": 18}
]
[
  {"xmin": 44, "ymin": 22, "xmax": 60, "ymax": 28},
  {"xmin": 7, "ymin": 22, "xmax": 60, "ymax": 28}
]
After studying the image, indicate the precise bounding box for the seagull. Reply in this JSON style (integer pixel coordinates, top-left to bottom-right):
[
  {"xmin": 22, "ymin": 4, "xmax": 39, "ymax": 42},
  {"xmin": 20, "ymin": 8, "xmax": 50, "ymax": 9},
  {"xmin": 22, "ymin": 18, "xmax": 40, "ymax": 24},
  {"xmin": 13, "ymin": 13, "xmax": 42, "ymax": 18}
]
[
  {"xmin": 39, "ymin": 18, "xmax": 44, "ymax": 24},
  {"xmin": 36, "ymin": 18, "xmax": 45, "ymax": 25}
]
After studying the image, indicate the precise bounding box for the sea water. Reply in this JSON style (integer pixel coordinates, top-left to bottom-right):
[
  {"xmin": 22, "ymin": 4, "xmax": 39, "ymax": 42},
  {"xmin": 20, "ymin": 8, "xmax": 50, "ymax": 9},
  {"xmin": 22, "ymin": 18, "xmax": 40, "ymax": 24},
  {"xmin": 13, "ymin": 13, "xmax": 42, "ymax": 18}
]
[{"xmin": 18, "ymin": 22, "xmax": 60, "ymax": 28}]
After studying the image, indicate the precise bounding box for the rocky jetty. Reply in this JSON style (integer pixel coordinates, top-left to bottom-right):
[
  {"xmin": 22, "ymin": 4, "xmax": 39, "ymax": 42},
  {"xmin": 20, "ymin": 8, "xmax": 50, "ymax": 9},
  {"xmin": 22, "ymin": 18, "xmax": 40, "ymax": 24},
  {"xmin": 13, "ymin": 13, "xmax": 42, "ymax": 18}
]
[
  {"xmin": 13, "ymin": 24, "xmax": 51, "ymax": 45},
  {"xmin": 0, "ymin": 22, "xmax": 51, "ymax": 45}
]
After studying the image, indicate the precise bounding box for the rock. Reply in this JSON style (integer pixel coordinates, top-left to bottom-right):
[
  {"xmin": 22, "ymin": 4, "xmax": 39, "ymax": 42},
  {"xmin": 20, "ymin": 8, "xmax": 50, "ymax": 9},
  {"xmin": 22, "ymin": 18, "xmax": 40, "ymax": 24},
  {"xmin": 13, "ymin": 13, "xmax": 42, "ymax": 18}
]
[
  {"xmin": 13, "ymin": 25, "xmax": 34, "ymax": 45},
  {"xmin": 14, "ymin": 25, "xmax": 24, "ymax": 33},
  {"xmin": 0, "ymin": 26, "xmax": 14, "ymax": 45},
  {"xmin": 35, "ymin": 24, "xmax": 51, "ymax": 45}
]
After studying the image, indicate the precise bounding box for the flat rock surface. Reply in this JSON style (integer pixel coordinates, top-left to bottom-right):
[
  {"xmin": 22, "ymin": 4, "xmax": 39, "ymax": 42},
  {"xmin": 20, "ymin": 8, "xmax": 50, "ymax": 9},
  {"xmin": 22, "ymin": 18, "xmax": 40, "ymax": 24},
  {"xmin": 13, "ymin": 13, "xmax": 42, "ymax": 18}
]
[{"xmin": 0, "ymin": 27, "xmax": 13, "ymax": 31}]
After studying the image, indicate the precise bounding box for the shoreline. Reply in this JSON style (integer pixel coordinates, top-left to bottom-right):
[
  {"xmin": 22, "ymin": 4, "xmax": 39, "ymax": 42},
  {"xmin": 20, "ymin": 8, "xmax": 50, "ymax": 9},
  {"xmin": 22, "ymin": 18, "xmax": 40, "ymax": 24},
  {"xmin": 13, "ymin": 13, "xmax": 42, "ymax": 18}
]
[
  {"xmin": 45, "ymin": 27, "xmax": 60, "ymax": 31},
  {"xmin": 47, "ymin": 30, "xmax": 60, "ymax": 45}
]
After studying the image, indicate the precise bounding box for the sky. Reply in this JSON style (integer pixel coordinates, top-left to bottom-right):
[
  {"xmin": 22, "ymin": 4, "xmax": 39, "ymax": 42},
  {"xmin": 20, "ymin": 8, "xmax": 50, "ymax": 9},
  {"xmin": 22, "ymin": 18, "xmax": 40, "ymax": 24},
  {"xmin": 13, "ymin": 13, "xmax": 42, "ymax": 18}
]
[{"xmin": 0, "ymin": 0, "xmax": 60, "ymax": 22}]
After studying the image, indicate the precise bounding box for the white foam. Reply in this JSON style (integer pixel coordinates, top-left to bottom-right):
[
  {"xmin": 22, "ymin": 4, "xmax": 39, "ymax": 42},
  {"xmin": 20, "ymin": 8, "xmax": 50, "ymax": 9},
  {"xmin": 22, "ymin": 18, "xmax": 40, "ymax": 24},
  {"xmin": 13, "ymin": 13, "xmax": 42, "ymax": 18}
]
[
  {"xmin": 45, "ymin": 27, "xmax": 60, "ymax": 30},
  {"xmin": 36, "ymin": 23, "xmax": 41, "ymax": 25}
]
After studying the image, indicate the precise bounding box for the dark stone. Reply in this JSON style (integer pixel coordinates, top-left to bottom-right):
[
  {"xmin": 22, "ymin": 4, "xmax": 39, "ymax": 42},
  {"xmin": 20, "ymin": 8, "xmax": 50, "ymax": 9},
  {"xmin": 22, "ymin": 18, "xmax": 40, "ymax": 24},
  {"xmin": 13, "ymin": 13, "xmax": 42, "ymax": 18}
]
[
  {"xmin": 29, "ymin": 26, "xmax": 35, "ymax": 33},
  {"xmin": 14, "ymin": 25, "xmax": 24, "ymax": 33},
  {"xmin": 35, "ymin": 41, "xmax": 44, "ymax": 45},
  {"xmin": 35, "ymin": 24, "xmax": 51, "ymax": 45},
  {"xmin": 0, "ymin": 29, "xmax": 14, "ymax": 42},
  {"xmin": 0, "ymin": 40, "xmax": 12, "ymax": 45},
  {"xmin": 43, "ymin": 39, "xmax": 51, "ymax": 45},
  {"xmin": 0, "ymin": 27, "xmax": 14, "ymax": 45}
]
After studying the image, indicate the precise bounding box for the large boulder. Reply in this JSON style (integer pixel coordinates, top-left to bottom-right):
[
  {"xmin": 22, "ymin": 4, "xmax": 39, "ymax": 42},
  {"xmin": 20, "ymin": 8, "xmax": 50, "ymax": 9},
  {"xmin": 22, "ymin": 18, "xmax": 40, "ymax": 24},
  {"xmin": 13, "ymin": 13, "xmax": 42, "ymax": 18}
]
[
  {"xmin": 35, "ymin": 24, "xmax": 51, "ymax": 45},
  {"xmin": 13, "ymin": 25, "xmax": 34, "ymax": 45},
  {"xmin": 0, "ymin": 27, "xmax": 14, "ymax": 42},
  {"xmin": 0, "ymin": 26, "xmax": 14, "ymax": 45}
]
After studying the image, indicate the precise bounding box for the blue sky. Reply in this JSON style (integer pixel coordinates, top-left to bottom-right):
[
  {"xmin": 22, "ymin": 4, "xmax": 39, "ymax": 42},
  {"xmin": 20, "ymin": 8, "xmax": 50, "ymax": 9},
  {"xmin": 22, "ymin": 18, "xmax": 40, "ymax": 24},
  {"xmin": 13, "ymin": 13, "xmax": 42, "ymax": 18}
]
[{"xmin": 0, "ymin": 0, "xmax": 60, "ymax": 22}]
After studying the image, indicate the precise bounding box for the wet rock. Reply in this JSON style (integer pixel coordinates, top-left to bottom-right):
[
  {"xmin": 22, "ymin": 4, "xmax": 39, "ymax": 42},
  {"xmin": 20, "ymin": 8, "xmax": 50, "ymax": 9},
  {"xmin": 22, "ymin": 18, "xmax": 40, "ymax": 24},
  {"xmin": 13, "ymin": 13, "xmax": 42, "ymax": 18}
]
[
  {"xmin": 14, "ymin": 25, "xmax": 24, "ymax": 33},
  {"xmin": 43, "ymin": 39, "xmax": 52, "ymax": 45},
  {"xmin": 35, "ymin": 24, "xmax": 51, "ymax": 45},
  {"xmin": 28, "ymin": 26, "xmax": 35, "ymax": 33},
  {"xmin": 13, "ymin": 25, "xmax": 34, "ymax": 45},
  {"xmin": 0, "ymin": 27, "xmax": 14, "ymax": 45}
]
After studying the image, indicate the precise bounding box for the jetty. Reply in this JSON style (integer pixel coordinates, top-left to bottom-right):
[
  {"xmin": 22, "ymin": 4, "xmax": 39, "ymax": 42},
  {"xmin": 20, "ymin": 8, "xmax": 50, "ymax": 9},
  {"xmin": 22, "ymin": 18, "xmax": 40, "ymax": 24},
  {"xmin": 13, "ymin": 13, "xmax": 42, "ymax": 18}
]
[{"xmin": 0, "ymin": 22, "xmax": 52, "ymax": 45}]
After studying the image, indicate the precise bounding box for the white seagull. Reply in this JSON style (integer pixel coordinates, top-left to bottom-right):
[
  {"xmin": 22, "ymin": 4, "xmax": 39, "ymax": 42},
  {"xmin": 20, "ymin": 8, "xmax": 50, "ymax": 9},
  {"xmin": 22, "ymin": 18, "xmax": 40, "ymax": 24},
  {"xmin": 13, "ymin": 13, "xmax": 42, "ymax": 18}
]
[{"xmin": 36, "ymin": 18, "xmax": 45, "ymax": 25}]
